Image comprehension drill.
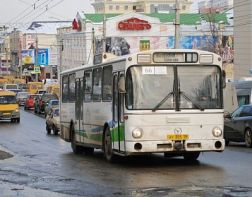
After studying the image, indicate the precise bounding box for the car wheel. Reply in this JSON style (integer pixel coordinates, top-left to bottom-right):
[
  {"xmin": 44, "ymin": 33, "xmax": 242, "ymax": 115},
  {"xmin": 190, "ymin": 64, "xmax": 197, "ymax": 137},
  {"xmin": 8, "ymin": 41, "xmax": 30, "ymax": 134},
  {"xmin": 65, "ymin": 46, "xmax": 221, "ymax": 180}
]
[
  {"xmin": 103, "ymin": 127, "xmax": 116, "ymax": 162},
  {"xmin": 53, "ymin": 125, "xmax": 58, "ymax": 135},
  {"xmin": 244, "ymin": 128, "xmax": 252, "ymax": 148},
  {"xmin": 46, "ymin": 123, "xmax": 51, "ymax": 134},
  {"xmin": 183, "ymin": 152, "xmax": 200, "ymax": 161},
  {"xmin": 71, "ymin": 124, "xmax": 82, "ymax": 154}
]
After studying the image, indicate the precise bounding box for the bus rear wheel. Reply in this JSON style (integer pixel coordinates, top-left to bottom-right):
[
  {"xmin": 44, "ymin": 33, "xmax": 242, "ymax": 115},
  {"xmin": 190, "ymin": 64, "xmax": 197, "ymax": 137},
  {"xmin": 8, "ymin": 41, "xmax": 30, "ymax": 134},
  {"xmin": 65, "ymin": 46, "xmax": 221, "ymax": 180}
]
[
  {"xmin": 103, "ymin": 127, "xmax": 116, "ymax": 162},
  {"xmin": 183, "ymin": 152, "xmax": 200, "ymax": 161},
  {"xmin": 71, "ymin": 125, "xmax": 82, "ymax": 154}
]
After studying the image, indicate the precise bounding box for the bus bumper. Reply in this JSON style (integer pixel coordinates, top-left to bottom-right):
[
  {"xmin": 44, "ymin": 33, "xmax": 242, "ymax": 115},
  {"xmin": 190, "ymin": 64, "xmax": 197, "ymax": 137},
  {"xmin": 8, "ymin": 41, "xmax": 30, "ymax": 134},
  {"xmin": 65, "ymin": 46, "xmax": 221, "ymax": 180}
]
[{"xmin": 124, "ymin": 139, "xmax": 225, "ymax": 155}]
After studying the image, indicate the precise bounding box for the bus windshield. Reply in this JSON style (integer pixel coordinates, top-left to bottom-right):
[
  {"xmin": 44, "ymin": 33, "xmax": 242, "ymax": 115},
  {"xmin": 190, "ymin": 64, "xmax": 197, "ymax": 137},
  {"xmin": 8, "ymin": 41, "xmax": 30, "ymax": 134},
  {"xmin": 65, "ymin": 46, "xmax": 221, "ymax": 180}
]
[
  {"xmin": 126, "ymin": 65, "xmax": 222, "ymax": 110},
  {"xmin": 0, "ymin": 96, "xmax": 16, "ymax": 104}
]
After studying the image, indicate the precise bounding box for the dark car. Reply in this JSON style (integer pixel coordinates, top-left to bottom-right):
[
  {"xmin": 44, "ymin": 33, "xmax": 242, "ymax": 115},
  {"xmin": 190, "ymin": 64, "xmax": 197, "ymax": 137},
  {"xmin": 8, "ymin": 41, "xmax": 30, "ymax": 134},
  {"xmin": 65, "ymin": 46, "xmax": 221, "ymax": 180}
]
[
  {"xmin": 224, "ymin": 104, "xmax": 252, "ymax": 147},
  {"xmin": 35, "ymin": 93, "xmax": 58, "ymax": 114}
]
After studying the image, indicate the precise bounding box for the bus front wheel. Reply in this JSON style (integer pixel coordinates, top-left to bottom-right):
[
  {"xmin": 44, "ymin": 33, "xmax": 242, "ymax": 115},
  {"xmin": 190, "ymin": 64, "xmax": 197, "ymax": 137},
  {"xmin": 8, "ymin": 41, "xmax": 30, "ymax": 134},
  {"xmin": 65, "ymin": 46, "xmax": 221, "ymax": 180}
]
[
  {"xmin": 103, "ymin": 127, "xmax": 116, "ymax": 162},
  {"xmin": 183, "ymin": 152, "xmax": 200, "ymax": 161}
]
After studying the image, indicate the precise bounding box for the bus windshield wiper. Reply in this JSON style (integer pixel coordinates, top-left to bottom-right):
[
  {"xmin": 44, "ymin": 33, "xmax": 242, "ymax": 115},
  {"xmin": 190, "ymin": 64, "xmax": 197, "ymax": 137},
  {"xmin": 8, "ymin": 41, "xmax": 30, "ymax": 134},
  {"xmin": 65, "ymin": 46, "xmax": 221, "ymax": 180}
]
[
  {"xmin": 152, "ymin": 91, "xmax": 174, "ymax": 112},
  {"xmin": 180, "ymin": 91, "xmax": 204, "ymax": 111}
]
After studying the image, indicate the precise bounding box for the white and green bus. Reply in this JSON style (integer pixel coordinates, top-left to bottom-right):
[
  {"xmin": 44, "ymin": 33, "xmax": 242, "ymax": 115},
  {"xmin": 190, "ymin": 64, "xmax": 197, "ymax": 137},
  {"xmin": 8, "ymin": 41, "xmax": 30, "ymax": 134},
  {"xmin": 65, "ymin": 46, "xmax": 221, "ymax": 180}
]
[{"xmin": 60, "ymin": 49, "xmax": 226, "ymax": 161}]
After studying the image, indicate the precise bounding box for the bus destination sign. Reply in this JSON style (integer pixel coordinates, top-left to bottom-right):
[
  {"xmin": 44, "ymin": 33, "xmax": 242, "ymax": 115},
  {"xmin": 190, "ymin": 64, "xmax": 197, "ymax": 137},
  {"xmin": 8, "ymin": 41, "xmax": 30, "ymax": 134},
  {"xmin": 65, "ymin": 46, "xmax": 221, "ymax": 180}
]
[{"xmin": 153, "ymin": 52, "xmax": 185, "ymax": 63}]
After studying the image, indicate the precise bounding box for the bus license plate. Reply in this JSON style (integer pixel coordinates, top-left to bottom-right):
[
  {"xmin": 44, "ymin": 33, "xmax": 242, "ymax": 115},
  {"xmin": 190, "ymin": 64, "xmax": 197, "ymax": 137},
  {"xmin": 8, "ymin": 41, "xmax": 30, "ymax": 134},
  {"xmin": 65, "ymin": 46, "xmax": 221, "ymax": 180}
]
[{"xmin": 167, "ymin": 134, "xmax": 189, "ymax": 140}]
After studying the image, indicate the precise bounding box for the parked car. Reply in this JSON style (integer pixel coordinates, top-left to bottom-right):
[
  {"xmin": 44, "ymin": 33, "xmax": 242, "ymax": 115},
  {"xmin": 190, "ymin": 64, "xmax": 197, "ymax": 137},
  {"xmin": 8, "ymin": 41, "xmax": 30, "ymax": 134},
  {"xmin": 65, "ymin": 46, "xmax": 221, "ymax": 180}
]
[
  {"xmin": 16, "ymin": 92, "xmax": 29, "ymax": 106},
  {"xmin": 24, "ymin": 94, "xmax": 41, "ymax": 110},
  {"xmin": 34, "ymin": 93, "xmax": 58, "ymax": 114},
  {"xmin": 224, "ymin": 104, "xmax": 252, "ymax": 147},
  {"xmin": 44, "ymin": 99, "xmax": 59, "ymax": 117},
  {"xmin": 46, "ymin": 108, "xmax": 60, "ymax": 135}
]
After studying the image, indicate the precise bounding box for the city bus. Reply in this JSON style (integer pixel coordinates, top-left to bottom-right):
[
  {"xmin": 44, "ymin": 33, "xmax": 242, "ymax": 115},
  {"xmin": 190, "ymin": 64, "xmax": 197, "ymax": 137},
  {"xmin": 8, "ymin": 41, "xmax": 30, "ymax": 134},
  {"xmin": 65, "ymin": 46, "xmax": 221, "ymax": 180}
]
[
  {"xmin": 27, "ymin": 82, "xmax": 44, "ymax": 94},
  {"xmin": 60, "ymin": 49, "xmax": 226, "ymax": 162}
]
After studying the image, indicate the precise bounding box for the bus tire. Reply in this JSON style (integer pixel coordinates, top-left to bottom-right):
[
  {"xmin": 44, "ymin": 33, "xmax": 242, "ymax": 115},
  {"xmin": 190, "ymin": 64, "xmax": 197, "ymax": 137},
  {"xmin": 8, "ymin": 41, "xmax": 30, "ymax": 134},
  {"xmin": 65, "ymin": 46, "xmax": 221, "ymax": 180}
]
[
  {"xmin": 103, "ymin": 127, "xmax": 116, "ymax": 162},
  {"xmin": 244, "ymin": 128, "xmax": 252, "ymax": 148},
  {"xmin": 183, "ymin": 152, "xmax": 200, "ymax": 161},
  {"xmin": 71, "ymin": 124, "xmax": 82, "ymax": 154},
  {"xmin": 16, "ymin": 118, "xmax": 20, "ymax": 123}
]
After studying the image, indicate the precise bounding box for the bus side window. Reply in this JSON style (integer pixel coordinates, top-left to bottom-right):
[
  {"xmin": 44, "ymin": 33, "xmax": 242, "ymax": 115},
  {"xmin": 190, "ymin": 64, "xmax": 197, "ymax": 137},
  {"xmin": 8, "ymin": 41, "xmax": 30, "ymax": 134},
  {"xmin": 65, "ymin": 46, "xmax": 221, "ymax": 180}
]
[
  {"xmin": 62, "ymin": 75, "xmax": 69, "ymax": 102},
  {"xmin": 102, "ymin": 65, "xmax": 112, "ymax": 101},
  {"xmin": 84, "ymin": 70, "xmax": 92, "ymax": 102},
  {"xmin": 69, "ymin": 74, "xmax": 76, "ymax": 102},
  {"xmin": 92, "ymin": 67, "xmax": 102, "ymax": 102}
]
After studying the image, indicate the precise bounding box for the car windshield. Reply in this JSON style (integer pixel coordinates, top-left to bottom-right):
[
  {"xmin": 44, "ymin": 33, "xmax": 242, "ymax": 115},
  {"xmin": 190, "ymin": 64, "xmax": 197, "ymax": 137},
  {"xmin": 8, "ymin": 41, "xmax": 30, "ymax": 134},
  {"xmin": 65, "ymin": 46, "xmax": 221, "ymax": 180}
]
[
  {"xmin": 126, "ymin": 65, "xmax": 222, "ymax": 110},
  {"xmin": 17, "ymin": 92, "xmax": 29, "ymax": 98},
  {"xmin": 0, "ymin": 96, "xmax": 16, "ymax": 104},
  {"xmin": 42, "ymin": 94, "xmax": 58, "ymax": 101},
  {"xmin": 51, "ymin": 100, "xmax": 59, "ymax": 106}
]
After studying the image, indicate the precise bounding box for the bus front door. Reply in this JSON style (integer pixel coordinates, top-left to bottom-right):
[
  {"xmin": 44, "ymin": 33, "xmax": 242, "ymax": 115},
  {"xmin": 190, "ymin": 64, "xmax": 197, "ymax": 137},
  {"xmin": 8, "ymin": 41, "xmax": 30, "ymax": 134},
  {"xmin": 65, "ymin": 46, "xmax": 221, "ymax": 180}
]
[
  {"xmin": 75, "ymin": 79, "xmax": 84, "ymax": 142},
  {"xmin": 112, "ymin": 72, "xmax": 125, "ymax": 153}
]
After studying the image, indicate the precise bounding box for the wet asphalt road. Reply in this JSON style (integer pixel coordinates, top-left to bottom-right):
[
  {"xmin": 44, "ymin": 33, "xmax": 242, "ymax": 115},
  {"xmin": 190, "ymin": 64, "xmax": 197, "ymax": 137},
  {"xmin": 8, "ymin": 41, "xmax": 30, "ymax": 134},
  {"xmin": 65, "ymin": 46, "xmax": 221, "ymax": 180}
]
[{"xmin": 0, "ymin": 109, "xmax": 252, "ymax": 196}]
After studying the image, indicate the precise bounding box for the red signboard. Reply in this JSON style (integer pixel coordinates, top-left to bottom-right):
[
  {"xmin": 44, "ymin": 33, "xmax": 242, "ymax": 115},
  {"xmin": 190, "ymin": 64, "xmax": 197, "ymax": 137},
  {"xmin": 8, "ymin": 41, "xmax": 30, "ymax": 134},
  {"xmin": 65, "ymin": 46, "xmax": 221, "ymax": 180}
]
[{"xmin": 118, "ymin": 18, "xmax": 151, "ymax": 31}]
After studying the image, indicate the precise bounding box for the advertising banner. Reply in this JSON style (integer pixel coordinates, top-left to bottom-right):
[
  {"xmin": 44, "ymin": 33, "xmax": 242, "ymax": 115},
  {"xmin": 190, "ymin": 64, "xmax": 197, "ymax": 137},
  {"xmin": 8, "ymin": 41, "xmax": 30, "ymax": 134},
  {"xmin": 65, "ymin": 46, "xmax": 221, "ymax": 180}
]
[
  {"xmin": 38, "ymin": 48, "xmax": 49, "ymax": 66},
  {"xmin": 21, "ymin": 49, "xmax": 35, "ymax": 65}
]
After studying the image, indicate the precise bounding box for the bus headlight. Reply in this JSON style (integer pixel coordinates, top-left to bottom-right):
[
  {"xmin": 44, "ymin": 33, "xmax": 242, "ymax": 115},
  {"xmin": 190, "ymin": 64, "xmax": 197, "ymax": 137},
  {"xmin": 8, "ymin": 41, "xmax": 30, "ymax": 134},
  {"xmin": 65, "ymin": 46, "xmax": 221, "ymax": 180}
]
[
  {"xmin": 132, "ymin": 128, "xmax": 143, "ymax": 138},
  {"xmin": 212, "ymin": 127, "xmax": 222, "ymax": 137},
  {"xmin": 15, "ymin": 109, "xmax": 19, "ymax": 113}
]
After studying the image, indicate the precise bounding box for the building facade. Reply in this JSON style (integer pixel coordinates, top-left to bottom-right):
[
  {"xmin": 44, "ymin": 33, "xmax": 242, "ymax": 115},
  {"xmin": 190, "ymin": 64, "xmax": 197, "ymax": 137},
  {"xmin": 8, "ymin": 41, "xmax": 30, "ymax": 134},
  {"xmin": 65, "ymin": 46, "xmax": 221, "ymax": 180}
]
[
  {"xmin": 91, "ymin": 0, "xmax": 192, "ymax": 14},
  {"xmin": 198, "ymin": 0, "xmax": 233, "ymax": 13},
  {"xmin": 234, "ymin": 0, "xmax": 252, "ymax": 80},
  {"xmin": 59, "ymin": 12, "xmax": 231, "ymax": 74}
]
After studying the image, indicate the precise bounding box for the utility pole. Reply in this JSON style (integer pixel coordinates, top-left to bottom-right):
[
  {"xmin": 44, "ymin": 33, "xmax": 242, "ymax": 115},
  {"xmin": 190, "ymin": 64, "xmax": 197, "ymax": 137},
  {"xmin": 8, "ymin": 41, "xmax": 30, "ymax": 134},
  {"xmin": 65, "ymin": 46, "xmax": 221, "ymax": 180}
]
[
  {"xmin": 35, "ymin": 34, "xmax": 39, "ymax": 81},
  {"xmin": 103, "ymin": 0, "xmax": 106, "ymax": 53},
  {"xmin": 174, "ymin": 0, "xmax": 180, "ymax": 49}
]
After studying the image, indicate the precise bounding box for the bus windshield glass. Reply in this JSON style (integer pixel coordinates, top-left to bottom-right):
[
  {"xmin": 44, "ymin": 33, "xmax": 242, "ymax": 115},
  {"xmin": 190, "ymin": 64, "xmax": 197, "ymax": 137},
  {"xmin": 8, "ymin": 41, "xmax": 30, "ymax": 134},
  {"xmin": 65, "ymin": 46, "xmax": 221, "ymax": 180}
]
[
  {"xmin": 126, "ymin": 65, "xmax": 222, "ymax": 110},
  {"xmin": 0, "ymin": 96, "xmax": 16, "ymax": 104}
]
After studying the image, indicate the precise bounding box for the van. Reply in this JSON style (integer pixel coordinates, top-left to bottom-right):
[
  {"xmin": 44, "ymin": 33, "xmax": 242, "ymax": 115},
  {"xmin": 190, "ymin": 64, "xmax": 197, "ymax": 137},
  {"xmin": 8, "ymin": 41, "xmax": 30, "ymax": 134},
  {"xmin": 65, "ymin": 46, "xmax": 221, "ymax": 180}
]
[{"xmin": 0, "ymin": 90, "xmax": 20, "ymax": 123}]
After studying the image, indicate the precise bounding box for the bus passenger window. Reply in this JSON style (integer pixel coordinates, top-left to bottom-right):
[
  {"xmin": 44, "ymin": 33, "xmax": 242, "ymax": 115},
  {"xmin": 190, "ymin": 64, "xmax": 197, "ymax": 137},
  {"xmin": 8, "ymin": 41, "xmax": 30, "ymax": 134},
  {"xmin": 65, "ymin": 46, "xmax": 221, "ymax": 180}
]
[
  {"xmin": 102, "ymin": 66, "xmax": 112, "ymax": 101},
  {"xmin": 69, "ymin": 74, "xmax": 76, "ymax": 102},
  {"xmin": 84, "ymin": 70, "xmax": 92, "ymax": 102},
  {"xmin": 62, "ymin": 75, "xmax": 69, "ymax": 102},
  {"xmin": 92, "ymin": 68, "xmax": 102, "ymax": 102}
]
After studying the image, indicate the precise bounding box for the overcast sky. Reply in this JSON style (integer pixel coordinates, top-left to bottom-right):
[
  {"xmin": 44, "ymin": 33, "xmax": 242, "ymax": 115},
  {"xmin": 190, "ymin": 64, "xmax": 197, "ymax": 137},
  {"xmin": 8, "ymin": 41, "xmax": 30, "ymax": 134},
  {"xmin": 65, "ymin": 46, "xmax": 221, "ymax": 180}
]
[{"xmin": 0, "ymin": 0, "xmax": 199, "ymax": 27}]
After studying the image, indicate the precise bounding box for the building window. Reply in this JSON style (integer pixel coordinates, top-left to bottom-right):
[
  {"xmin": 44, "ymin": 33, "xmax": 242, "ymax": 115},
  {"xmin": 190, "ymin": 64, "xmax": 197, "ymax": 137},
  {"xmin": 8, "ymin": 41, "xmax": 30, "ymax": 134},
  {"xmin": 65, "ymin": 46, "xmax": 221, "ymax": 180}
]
[
  {"xmin": 182, "ymin": 5, "xmax": 186, "ymax": 10},
  {"xmin": 109, "ymin": 5, "xmax": 113, "ymax": 10},
  {"xmin": 116, "ymin": 5, "xmax": 120, "ymax": 10},
  {"xmin": 124, "ymin": 5, "xmax": 128, "ymax": 10}
]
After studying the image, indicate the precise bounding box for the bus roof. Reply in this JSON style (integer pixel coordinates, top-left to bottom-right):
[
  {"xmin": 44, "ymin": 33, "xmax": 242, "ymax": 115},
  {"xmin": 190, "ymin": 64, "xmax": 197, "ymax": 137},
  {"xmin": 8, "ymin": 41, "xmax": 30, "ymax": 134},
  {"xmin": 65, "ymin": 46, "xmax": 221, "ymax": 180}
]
[
  {"xmin": 60, "ymin": 49, "xmax": 221, "ymax": 75},
  {"xmin": 0, "ymin": 90, "xmax": 16, "ymax": 96}
]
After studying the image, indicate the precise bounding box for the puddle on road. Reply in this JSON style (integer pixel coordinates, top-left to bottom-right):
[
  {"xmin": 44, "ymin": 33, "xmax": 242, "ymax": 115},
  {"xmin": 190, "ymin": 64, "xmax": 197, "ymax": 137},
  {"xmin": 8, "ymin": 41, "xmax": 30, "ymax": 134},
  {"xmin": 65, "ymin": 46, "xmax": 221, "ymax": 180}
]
[{"xmin": 0, "ymin": 150, "xmax": 13, "ymax": 160}]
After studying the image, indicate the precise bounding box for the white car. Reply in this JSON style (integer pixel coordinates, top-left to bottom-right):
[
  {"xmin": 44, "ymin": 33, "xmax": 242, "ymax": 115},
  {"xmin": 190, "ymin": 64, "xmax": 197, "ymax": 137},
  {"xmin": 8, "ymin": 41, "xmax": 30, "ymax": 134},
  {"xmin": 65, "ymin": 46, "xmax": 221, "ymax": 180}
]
[{"xmin": 46, "ymin": 108, "xmax": 60, "ymax": 135}]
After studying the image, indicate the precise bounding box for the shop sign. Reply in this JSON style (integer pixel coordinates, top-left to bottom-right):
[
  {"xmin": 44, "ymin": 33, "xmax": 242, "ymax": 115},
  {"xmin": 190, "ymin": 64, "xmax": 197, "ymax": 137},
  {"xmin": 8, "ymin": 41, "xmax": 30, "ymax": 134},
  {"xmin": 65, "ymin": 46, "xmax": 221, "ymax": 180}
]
[{"xmin": 118, "ymin": 18, "xmax": 151, "ymax": 31}]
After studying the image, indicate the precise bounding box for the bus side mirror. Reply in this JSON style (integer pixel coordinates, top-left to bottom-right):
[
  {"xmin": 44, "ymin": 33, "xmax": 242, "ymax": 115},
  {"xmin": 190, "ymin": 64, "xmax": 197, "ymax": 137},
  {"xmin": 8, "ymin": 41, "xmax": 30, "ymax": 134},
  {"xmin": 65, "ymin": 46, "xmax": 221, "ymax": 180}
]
[
  {"xmin": 118, "ymin": 77, "xmax": 126, "ymax": 93},
  {"xmin": 222, "ymin": 70, "xmax": 226, "ymax": 88}
]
